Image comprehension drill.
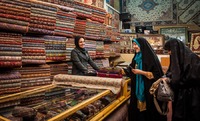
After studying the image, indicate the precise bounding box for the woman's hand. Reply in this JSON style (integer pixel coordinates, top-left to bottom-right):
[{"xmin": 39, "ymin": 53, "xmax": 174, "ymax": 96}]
[
  {"xmin": 132, "ymin": 69, "xmax": 154, "ymax": 79},
  {"xmin": 132, "ymin": 69, "xmax": 143, "ymax": 74}
]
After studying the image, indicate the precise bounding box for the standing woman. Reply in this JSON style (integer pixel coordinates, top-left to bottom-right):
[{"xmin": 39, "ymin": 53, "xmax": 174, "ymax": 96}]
[
  {"xmin": 71, "ymin": 36, "xmax": 99, "ymax": 75},
  {"xmin": 122, "ymin": 38, "xmax": 166, "ymax": 121},
  {"xmin": 163, "ymin": 38, "xmax": 200, "ymax": 121}
]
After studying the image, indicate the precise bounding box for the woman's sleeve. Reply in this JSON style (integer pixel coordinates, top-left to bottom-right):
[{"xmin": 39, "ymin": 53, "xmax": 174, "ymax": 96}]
[
  {"xmin": 88, "ymin": 54, "xmax": 99, "ymax": 70},
  {"xmin": 71, "ymin": 50, "xmax": 88, "ymax": 73},
  {"xmin": 123, "ymin": 62, "xmax": 134, "ymax": 77}
]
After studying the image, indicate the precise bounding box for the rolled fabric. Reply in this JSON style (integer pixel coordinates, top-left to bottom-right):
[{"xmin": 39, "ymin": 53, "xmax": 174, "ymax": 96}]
[{"xmin": 53, "ymin": 74, "xmax": 123, "ymax": 94}]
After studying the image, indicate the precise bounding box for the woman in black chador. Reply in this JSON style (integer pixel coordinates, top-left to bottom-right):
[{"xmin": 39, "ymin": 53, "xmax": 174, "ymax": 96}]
[
  {"xmin": 122, "ymin": 38, "xmax": 166, "ymax": 121},
  {"xmin": 163, "ymin": 38, "xmax": 200, "ymax": 121}
]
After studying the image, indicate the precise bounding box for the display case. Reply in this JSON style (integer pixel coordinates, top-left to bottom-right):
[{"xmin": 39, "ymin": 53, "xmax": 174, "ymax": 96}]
[{"xmin": 0, "ymin": 74, "xmax": 130, "ymax": 121}]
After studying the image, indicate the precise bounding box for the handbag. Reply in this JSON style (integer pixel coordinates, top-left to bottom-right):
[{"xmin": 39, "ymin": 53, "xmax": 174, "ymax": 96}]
[{"xmin": 149, "ymin": 78, "xmax": 174, "ymax": 115}]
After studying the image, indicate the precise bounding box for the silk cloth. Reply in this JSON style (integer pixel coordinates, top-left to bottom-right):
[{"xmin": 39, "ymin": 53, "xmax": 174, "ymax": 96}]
[{"xmin": 53, "ymin": 74, "xmax": 124, "ymax": 94}]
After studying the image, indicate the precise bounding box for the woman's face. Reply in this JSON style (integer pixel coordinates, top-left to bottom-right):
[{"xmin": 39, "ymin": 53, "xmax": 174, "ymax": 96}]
[
  {"xmin": 133, "ymin": 42, "xmax": 140, "ymax": 53},
  {"xmin": 79, "ymin": 38, "xmax": 85, "ymax": 49}
]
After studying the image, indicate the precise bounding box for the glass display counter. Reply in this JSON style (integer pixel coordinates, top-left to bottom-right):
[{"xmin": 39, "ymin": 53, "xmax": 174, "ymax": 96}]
[{"xmin": 0, "ymin": 74, "xmax": 130, "ymax": 121}]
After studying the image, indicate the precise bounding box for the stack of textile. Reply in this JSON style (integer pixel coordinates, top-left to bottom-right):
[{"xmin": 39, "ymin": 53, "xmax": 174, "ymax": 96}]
[
  {"xmin": 44, "ymin": 35, "xmax": 67, "ymax": 61},
  {"xmin": 20, "ymin": 93, "xmax": 45, "ymax": 106},
  {"xmin": 97, "ymin": 67, "xmax": 123, "ymax": 78},
  {"xmin": 85, "ymin": 39, "xmax": 97, "ymax": 58},
  {"xmin": 85, "ymin": 20, "xmax": 102, "ymax": 40},
  {"xmin": 66, "ymin": 61, "xmax": 73, "ymax": 74},
  {"xmin": 104, "ymin": 43, "xmax": 111, "ymax": 57},
  {"xmin": 0, "ymin": 0, "xmax": 30, "ymax": 33},
  {"xmin": 22, "ymin": 36, "xmax": 46, "ymax": 65},
  {"xmin": 0, "ymin": 32, "xmax": 22, "ymax": 68},
  {"xmin": 0, "ymin": 69, "xmax": 21, "ymax": 96},
  {"xmin": 18, "ymin": 65, "xmax": 51, "ymax": 91},
  {"xmin": 96, "ymin": 41, "xmax": 105, "ymax": 58},
  {"xmin": 104, "ymin": 26, "xmax": 112, "ymax": 41},
  {"xmin": 28, "ymin": 1, "xmax": 56, "ymax": 35},
  {"xmin": 55, "ymin": 9, "xmax": 76, "ymax": 37},
  {"xmin": 74, "ymin": 1, "xmax": 92, "ymax": 19},
  {"xmin": 49, "ymin": 63, "xmax": 68, "ymax": 81},
  {"xmin": 74, "ymin": 19, "xmax": 86, "ymax": 37},
  {"xmin": 66, "ymin": 38, "xmax": 75, "ymax": 60},
  {"xmin": 90, "ymin": 5, "xmax": 106, "ymax": 23}
]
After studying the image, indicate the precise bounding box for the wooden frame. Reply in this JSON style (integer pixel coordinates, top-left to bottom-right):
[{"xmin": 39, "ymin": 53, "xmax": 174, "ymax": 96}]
[
  {"xmin": 190, "ymin": 32, "xmax": 200, "ymax": 53},
  {"xmin": 159, "ymin": 27, "xmax": 188, "ymax": 44},
  {"xmin": 137, "ymin": 34, "xmax": 164, "ymax": 50}
]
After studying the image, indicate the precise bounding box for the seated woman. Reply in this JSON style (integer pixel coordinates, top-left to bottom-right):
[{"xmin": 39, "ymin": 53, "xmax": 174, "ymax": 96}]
[{"xmin": 71, "ymin": 36, "xmax": 99, "ymax": 75}]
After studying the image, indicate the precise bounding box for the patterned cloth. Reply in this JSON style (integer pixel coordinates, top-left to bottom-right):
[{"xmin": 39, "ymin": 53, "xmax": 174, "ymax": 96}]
[{"xmin": 53, "ymin": 74, "xmax": 123, "ymax": 94}]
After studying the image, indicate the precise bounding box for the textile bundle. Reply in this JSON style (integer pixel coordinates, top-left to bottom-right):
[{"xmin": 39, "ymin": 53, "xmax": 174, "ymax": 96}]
[
  {"xmin": 0, "ymin": 0, "xmax": 30, "ymax": 33},
  {"xmin": 96, "ymin": 41, "xmax": 105, "ymax": 58},
  {"xmin": 0, "ymin": 32, "xmax": 22, "ymax": 68},
  {"xmin": 44, "ymin": 35, "xmax": 67, "ymax": 61},
  {"xmin": 55, "ymin": 9, "xmax": 76, "ymax": 37},
  {"xmin": 18, "ymin": 64, "xmax": 51, "ymax": 91},
  {"xmin": 97, "ymin": 67, "xmax": 123, "ymax": 78},
  {"xmin": 22, "ymin": 35, "xmax": 46, "ymax": 65},
  {"xmin": 0, "ymin": 69, "xmax": 21, "ymax": 96},
  {"xmin": 53, "ymin": 74, "xmax": 123, "ymax": 94},
  {"xmin": 49, "ymin": 63, "xmax": 68, "ymax": 81},
  {"xmin": 66, "ymin": 38, "xmax": 75, "ymax": 60}
]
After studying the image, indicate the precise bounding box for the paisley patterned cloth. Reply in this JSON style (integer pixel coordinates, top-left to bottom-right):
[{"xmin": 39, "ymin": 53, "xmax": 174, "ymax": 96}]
[{"xmin": 53, "ymin": 74, "xmax": 123, "ymax": 94}]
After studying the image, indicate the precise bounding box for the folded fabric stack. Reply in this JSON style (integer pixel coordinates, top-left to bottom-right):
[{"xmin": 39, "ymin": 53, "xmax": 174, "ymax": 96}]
[
  {"xmin": 0, "ymin": 69, "xmax": 21, "ymax": 96},
  {"xmin": 85, "ymin": 39, "xmax": 97, "ymax": 58},
  {"xmin": 74, "ymin": 19, "xmax": 86, "ymax": 37},
  {"xmin": 74, "ymin": 1, "xmax": 92, "ymax": 19},
  {"xmin": 97, "ymin": 67, "xmax": 123, "ymax": 78},
  {"xmin": 55, "ymin": 9, "xmax": 76, "ymax": 37},
  {"xmin": 18, "ymin": 65, "xmax": 51, "ymax": 91},
  {"xmin": 0, "ymin": 0, "xmax": 30, "ymax": 33},
  {"xmin": 96, "ymin": 41, "xmax": 105, "ymax": 58},
  {"xmin": 28, "ymin": 1, "xmax": 56, "ymax": 35},
  {"xmin": 49, "ymin": 63, "xmax": 68, "ymax": 81},
  {"xmin": 90, "ymin": 5, "xmax": 106, "ymax": 23},
  {"xmin": 104, "ymin": 43, "xmax": 111, "ymax": 57},
  {"xmin": 66, "ymin": 61, "xmax": 73, "ymax": 74},
  {"xmin": 22, "ymin": 36, "xmax": 46, "ymax": 65},
  {"xmin": 66, "ymin": 38, "xmax": 75, "ymax": 60},
  {"xmin": 44, "ymin": 35, "xmax": 67, "ymax": 61},
  {"xmin": 85, "ymin": 20, "xmax": 102, "ymax": 40},
  {"xmin": 0, "ymin": 32, "xmax": 22, "ymax": 68}
]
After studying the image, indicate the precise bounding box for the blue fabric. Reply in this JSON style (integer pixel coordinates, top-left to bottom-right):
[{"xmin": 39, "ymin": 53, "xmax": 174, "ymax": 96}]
[
  {"xmin": 133, "ymin": 39, "xmax": 145, "ymax": 102},
  {"xmin": 133, "ymin": 39, "xmax": 140, "ymax": 47}
]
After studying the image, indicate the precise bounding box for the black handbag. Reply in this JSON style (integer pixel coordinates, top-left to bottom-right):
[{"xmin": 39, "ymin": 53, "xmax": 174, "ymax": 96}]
[{"xmin": 149, "ymin": 78, "xmax": 174, "ymax": 115}]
